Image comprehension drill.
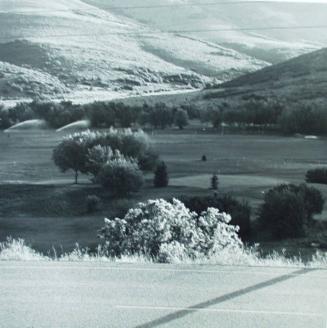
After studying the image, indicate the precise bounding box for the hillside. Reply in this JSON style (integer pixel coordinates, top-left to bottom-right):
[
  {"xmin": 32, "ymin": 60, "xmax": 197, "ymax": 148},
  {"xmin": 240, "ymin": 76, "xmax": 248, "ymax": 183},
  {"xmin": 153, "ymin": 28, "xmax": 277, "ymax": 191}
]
[
  {"xmin": 86, "ymin": 0, "xmax": 327, "ymax": 63},
  {"xmin": 0, "ymin": 0, "xmax": 267, "ymax": 102},
  {"xmin": 115, "ymin": 47, "xmax": 327, "ymax": 111},
  {"xmin": 207, "ymin": 47, "xmax": 327, "ymax": 102}
]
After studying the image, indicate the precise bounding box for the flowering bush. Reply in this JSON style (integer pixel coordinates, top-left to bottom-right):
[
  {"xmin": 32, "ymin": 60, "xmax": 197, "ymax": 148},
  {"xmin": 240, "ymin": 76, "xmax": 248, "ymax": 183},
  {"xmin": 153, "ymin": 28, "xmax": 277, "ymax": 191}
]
[{"xmin": 98, "ymin": 199, "xmax": 242, "ymax": 262}]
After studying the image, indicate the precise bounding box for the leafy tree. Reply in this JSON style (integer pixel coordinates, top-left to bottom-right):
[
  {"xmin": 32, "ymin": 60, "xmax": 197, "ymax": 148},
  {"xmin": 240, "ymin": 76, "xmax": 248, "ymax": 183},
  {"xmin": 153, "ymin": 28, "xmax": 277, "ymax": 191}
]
[
  {"xmin": 258, "ymin": 184, "xmax": 324, "ymax": 239},
  {"xmin": 97, "ymin": 158, "xmax": 144, "ymax": 197},
  {"xmin": 148, "ymin": 103, "xmax": 173, "ymax": 129},
  {"xmin": 86, "ymin": 102, "xmax": 115, "ymax": 128},
  {"xmin": 154, "ymin": 162, "xmax": 169, "ymax": 188},
  {"xmin": 53, "ymin": 137, "xmax": 88, "ymax": 184},
  {"xmin": 174, "ymin": 109, "xmax": 189, "ymax": 129}
]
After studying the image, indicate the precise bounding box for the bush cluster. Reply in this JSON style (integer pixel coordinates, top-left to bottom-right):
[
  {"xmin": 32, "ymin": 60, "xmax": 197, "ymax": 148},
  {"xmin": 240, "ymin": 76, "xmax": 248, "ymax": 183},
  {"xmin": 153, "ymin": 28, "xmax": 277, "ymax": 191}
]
[
  {"xmin": 98, "ymin": 198, "xmax": 242, "ymax": 262},
  {"xmin": 306, "ymin": 168, "xmax": 327, "ymax": 185},
  {"xmin": 53, "ymin": 129, "xmax": 157, "ymax": 195},
  {"xmin": 258, "ymin": 184, "xmax": 324, "ymax": 239}
]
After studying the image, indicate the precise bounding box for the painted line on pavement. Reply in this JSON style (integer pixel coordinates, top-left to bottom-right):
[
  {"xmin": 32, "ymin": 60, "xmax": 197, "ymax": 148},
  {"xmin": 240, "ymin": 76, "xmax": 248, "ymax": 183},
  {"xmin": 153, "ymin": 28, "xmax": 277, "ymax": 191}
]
[
  {"xmin": 0, "ymin": 264, "xmax": 324, "ymax": 277},
  {"xmin": 132, "ymin": 268, "xmax": 320, "ymax": 328},
  {"xmin": 115, "ymin": 304, "xmax": 324, "ymax": 318}
]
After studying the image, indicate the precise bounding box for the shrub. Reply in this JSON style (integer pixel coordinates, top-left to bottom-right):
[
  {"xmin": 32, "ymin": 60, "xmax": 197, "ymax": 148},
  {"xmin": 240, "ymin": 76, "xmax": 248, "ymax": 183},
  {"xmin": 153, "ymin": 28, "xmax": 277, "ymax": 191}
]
[
  {"xmin": 98, "ymin": 198, "xmax": 242, "ymax": 261},
  {"xmin": 306, "ymin": 168, "xmax": 327, "ymax": 185},
  {"xmin": 138, "ymin": 149, "xmax": 159, "ymax": 172},
  {"xmin": 154, "ymin": 161, "xmax": 169, "ymax": 188},
  {"xmin": 258, "ymin": 184, "xmax": 324, "ymax": 239},
  {"xmin": 211, "ymin": 173, "xmax": 219, "ymax": 190},
  {"xmin": 96, "ymin": 157, "xmax": 144, "ymax": 197},
  {"xmin": 181, "ymin": 195, "xmax": 251, "ymax": 240},
  {"xmin": 86, "ymin": 195, "xmax": 101, "ymax": 213}
]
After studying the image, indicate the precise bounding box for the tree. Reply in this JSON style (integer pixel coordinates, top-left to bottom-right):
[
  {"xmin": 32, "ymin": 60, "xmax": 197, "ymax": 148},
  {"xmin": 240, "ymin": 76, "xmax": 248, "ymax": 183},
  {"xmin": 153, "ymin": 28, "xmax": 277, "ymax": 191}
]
[
  {"xmin": 174, "ymin": 109, "xmax": 189, "ymax": 129},
  {"xmin": 154, "ymin": 162, "xmax": 169, "ymax": 188},
  {"xmin": 211, "ymin": 173, "xmax": 219, "ymax": 190},
  {"xmin": 53, "ymin": 137, "xmax": 87, "ymax": 184},
  {"xmin": 96, "ymin": 158, "xmax": 144, "ymax": 197},
  {"xmin": 257, "ymin": 184, "xmax": 324, "ymax": 239}
]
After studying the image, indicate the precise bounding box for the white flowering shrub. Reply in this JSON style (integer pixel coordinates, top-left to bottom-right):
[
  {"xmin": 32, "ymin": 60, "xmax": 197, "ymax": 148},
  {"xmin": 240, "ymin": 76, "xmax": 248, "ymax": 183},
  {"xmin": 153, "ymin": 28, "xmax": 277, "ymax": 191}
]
[{"xmin": 98, "ymin": 199, "xmax": 243, "ymax": 262}]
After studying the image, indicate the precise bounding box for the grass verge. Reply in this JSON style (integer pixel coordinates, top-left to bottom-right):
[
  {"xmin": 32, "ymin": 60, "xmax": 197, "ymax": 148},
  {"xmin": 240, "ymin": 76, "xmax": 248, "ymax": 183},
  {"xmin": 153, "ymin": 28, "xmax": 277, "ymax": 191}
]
[{"xmin": 1, "ymin": 238, "xmax": 326, "ymax": 268}]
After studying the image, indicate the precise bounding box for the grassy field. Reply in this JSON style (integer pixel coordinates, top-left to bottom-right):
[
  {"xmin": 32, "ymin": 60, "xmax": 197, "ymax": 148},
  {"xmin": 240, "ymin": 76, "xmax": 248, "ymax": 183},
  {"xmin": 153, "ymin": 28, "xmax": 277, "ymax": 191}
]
[{"xmin": 1, "ymin": 129, "xmax": 326, "ymax": 254}]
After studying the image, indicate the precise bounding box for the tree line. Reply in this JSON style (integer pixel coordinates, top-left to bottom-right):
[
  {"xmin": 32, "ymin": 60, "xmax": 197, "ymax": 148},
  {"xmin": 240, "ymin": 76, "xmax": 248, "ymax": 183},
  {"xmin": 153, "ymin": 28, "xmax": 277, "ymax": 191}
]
[{"xmin": 1, "ymin": 97, "xmax": 327, "ymax": 135}]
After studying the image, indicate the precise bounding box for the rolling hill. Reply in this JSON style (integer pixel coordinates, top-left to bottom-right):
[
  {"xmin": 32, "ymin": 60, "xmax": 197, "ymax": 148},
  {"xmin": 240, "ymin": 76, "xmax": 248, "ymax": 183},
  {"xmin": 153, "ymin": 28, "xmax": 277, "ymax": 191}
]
[
  {"xmin": 86, "ymin": 0, "xmax": 327, "ymax": 63},
  {"xmin": 1, "ymin": 0, "xmax": 327, "ymax": 103},
  {"xmin": 0, "ymin": 0, "xmax": 267, "ymax": 102},
  {"xmin": 115, "ymin": 47, "xmax": 327, "ymax": 110},
  {"xmin": 206, "ymin": 46, "xmax": 327, "ymax": 102}
]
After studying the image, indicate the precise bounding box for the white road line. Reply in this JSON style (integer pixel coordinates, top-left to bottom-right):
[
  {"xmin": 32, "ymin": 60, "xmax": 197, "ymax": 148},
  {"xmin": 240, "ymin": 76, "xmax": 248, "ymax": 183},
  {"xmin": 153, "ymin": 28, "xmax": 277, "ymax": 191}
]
[
  {"xmin": 115, "ymin": 305, "xmax": 325, "ymax": 318},
  {"xmin": 0, "ymin": 264, "xmax": 322, "ymax": 276}
]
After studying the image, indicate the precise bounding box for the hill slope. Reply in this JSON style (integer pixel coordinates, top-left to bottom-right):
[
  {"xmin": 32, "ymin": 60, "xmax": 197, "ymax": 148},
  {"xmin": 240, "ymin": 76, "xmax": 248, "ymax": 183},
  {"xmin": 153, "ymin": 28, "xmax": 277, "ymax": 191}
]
[
  {"xmin": 86, "ymin": 0, "xmax": 327, "ymax": 63},
  {"xmin": 0, "ymin": 0, "xmax": 267, "ymax": 102},
  {"xmin": 209, "ymin": 47, "xmax": 327, "ymax": 102},
  {"xmin": 116, "ymin": 47, "xmax": 327, "ymax": 111}
]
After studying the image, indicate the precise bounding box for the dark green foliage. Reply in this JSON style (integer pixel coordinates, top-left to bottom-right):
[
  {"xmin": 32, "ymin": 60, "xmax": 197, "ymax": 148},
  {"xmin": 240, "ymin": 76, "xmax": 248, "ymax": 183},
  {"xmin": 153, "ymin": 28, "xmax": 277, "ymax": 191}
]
[
  {"xmin": 86, "ymin": 195, "xmax": 101, "ymax": 213},
  {"xmin": 86, "ymin": 102, "xmax": 116, "ymax": 128},
  {"xmin": 147, "ymin": 103, "xmax": 174, "ymax": 129},
  {"xmin": 0, "ymin": 102, "xmax": 34, "ymax": 129},
  {"xmin": 258, "ymin": 184, "xmax": 324, "ymax": 239},
  {"xmin": 306, "ymin": 168, "xmax": 327, "ymax": 185},
  {"xmin": 279, "ymin": 103, "xmax": 327, "ymax": 135},
  {"xmin": 138, "ymin": 149, "xmax": 159, "ymax": 172},
  {"xmin": 154, "ymin": 162, "xmax": 169, "ymax": 188},
  {"xmin": 52, "ymin": 138, "xmax": 88, "ymax": 183},
  {"xmin": 97, "ymin": 160, "xmax": 144, "ymax": 197},
  {"xmin": 114, "ymin": 102, "xmax": 139, "ymax": 128},
  {"xmin": 181, "ymin": 194, "xmax": 251, "ymax": 240},
  {"xmin": 31, "ymin": 101, "xmax": 85, "ymax": 128},
  {"xmin": 174, "ymin": 109, "xmax": 189, "ymax": 129}
]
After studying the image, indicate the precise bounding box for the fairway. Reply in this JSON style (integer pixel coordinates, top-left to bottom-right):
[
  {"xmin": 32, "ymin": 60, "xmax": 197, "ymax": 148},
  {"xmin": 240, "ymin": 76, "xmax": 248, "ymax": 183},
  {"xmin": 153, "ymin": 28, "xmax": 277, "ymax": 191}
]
[{"xmin": 1, "ymin": 130, "xmax": 326, "ymax": 252}]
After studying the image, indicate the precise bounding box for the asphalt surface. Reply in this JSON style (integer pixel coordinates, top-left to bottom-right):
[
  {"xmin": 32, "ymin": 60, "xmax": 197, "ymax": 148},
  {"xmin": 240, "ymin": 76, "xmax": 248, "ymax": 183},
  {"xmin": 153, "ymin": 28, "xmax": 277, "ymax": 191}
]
[{"xmin": 0, "ymin": 262, "xmax": 326, "ymax": 328}]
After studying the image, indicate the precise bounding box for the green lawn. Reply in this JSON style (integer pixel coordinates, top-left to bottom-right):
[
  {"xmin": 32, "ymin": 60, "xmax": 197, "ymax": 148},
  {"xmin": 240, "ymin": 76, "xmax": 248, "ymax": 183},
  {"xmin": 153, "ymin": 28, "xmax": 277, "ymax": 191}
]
[{"xmin": 1, "ymin": 130, "xmax": 326, "ymax": 253}]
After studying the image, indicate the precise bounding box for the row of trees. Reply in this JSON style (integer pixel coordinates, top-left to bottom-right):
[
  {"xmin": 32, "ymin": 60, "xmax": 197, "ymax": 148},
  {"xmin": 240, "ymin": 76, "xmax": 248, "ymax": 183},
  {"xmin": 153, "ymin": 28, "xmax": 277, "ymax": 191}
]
[
  {"xmin": 2, "ymin": 98, "xmax": 326, "ymax": 134},
  {"xmin": 199, "ymin": 99, "xmax": 327, "ymax": 135},
  {"xmin": 0, "ymin": 101, "xmax": 190, "ymax": 130}
]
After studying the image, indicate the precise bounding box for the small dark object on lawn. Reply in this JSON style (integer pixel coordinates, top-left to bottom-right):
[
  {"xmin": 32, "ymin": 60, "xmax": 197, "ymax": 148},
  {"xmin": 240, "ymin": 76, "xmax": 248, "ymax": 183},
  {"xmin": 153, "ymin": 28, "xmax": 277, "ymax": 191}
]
[
  {"xmin": 154, "ymin": 161, "xmax": 169, "ymax": 188},
  {"xmin": 211, "ymin": 173, "xmax": 219, "ymax": 191}
]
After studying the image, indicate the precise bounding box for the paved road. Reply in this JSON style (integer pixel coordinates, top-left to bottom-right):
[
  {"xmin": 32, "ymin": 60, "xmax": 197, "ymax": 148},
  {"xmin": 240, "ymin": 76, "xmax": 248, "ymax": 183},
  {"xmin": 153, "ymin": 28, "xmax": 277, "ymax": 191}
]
[{"xmin": 0, "ymin": 262, "xmax": 326, "ymax": 328}]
